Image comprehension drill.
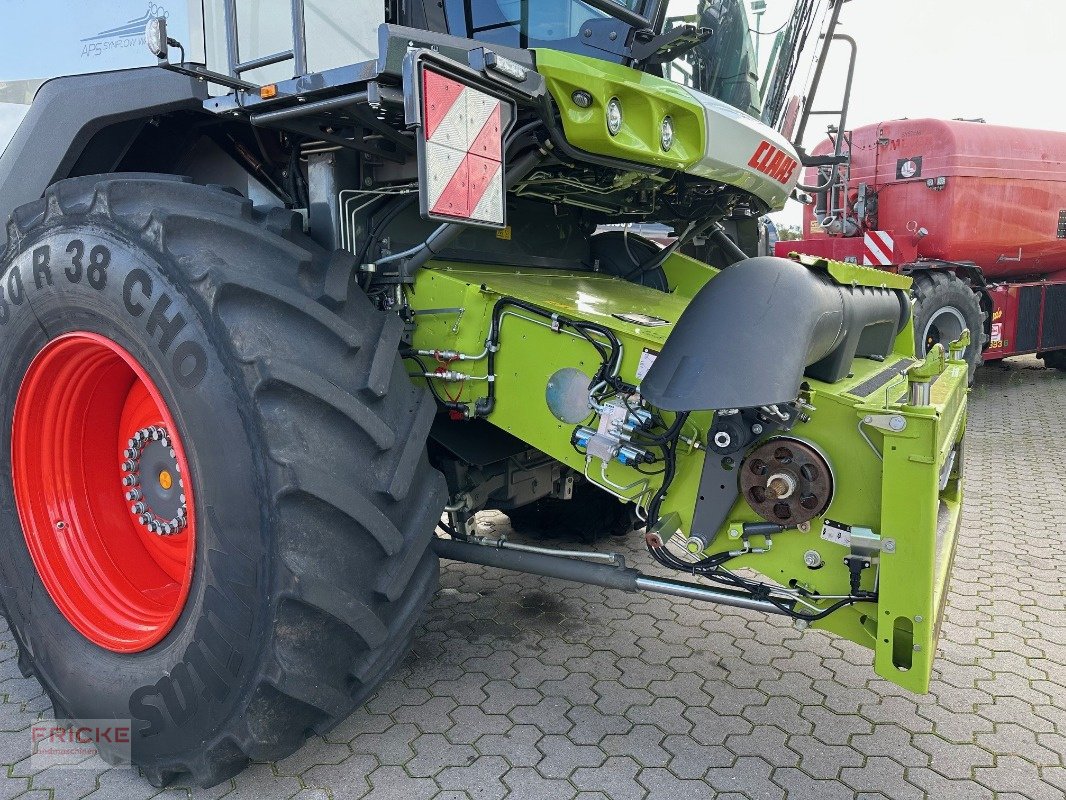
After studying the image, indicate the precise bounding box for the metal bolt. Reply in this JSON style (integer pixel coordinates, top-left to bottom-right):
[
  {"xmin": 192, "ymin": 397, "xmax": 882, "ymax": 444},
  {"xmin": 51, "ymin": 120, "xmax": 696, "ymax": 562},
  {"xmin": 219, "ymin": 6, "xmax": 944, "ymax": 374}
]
[
  {"xmin": 913, "ymin": 644, "xmax": 922, "ymax": 652},
  {"xmin": 751, "ymin": 423, "xmax": 764, "ymax": 435},
  {"xmin": 882, "ymin": 538, "xmax": 896, "ymax": 553},
  {"xmin": 728, "ymin": 528, "xmax": 741, "ymax": 539},
  {"xmin": 131, "ymin": 502, "xmax": 147, "ymax": 514},
  {"xmin": 139, "ymin": 513, "xmax": 153, "ymax": 525},
  {"xmin": 797, "ymin": 521, "xmax": 811, "ymax": 533},
  {"xmin": 889, "ymin": 415, "xmax": 907, "ymax": 432},
  {"xmin": 179, "ymin": 494, "xmax": 186, "ymax": 504},
  {"xmin": 54, "ymin": 520, "xmax": 66, "ymax": 531},
  {"xmin": 127, "ymin": 438, "xmax": 138, "ymax": 449},
  {"xmin": 125, "ymin": 489, "xmax": 142, "ymax": 501},
  {"xmin": 160, "ymin": 437, "xmax": 170, "ymax": 448},
  {"xmin": 122, "ymin": 475, "xmax": 139, "ymax": 487},
  {"xmin": 169, "ymin": 448, "xmax": 176, "ymax": 458},
  {"xmin": 123, "ymin": 448, "xmax": 137, "ymax": 459},
  {"xmin": 914, "ymin": 615, "xmax": 923, "ymax": 623},
  {"xmin": 803, "ymin": 549, "xmax": 823, "ymax": 569},
  {"xmin": 122, "ymin": 460, "xmax": 137, "ymax": 472}
]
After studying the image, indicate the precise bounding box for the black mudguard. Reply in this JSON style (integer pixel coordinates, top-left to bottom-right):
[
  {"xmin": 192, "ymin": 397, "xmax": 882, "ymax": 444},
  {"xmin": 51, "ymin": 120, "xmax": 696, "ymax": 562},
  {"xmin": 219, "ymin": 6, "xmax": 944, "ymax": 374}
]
[
  {"xmin": 642, "ymin": 256, "xmax": 910, "ymax": 411},
  {"xmin": 0, "ymin": 68, "xmax": 204, "ymax": 252}
]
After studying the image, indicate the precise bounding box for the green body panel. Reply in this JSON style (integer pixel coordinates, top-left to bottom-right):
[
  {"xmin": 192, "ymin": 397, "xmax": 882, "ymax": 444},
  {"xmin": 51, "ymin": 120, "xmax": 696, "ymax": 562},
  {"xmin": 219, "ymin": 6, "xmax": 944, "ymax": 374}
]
[
  {"xmin": 790, "ymin": 252, "xmax": 914, "ymax": 291},
  {"xmin": 534, "ymin": 49, "xmax": 706, "ymax": 171},
  {"xmin": 408, "ymin": 257, "xmax": 967, "ymax": 694}
]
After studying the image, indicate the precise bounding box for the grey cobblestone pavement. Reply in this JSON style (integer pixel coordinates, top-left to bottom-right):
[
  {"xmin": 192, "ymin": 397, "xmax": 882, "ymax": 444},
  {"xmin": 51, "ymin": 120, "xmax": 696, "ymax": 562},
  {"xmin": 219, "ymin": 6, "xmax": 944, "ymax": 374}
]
[{"xmin": 0, "ymin": 356, "xmax": 1063, "ymax": 799}]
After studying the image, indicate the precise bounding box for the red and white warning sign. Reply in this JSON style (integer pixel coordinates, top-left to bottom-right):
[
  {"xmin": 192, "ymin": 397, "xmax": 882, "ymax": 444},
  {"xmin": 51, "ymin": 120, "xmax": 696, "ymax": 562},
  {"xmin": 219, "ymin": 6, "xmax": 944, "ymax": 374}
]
[
  {"xmin": 862, "ymin": 230, "xmax": 896, "ymax": 266},
  {"xmin": 420, "ymin": 69, "xmax": 507, "ymax": 227}
]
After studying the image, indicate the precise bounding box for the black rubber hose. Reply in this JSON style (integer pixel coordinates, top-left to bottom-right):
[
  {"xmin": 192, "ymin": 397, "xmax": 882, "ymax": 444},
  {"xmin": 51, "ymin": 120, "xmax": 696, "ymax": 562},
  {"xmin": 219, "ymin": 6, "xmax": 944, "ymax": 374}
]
[{"xmin": 710, "ymin": 225, "xmax": 750, "ymax": 265}]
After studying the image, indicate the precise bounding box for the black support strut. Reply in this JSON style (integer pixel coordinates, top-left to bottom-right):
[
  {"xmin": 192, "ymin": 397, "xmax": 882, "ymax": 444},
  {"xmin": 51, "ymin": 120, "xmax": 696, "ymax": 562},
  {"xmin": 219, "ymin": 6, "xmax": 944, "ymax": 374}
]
[{"xmin": 432, "ymin": 537, "xmax": 791, "ymax": 615}]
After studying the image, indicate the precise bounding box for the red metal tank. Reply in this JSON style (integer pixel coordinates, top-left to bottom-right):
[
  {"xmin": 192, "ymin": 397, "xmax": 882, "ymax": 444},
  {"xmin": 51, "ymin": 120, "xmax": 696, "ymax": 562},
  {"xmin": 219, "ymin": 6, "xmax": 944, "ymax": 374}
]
[{"xmin": 802, "ymin": 119, "xmax": 1066, "ymax": 279}]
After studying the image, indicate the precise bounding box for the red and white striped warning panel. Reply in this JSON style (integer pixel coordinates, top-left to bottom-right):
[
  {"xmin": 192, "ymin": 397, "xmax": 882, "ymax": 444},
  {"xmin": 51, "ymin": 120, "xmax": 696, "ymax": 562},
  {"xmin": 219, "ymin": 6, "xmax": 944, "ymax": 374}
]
[
  {"xmin": 420, "ymin": 69, "xmax": 506, "ymax": 227},
  {"xmin": 862, "ymin": 231, "xmax": 896, "ymax": 266}
]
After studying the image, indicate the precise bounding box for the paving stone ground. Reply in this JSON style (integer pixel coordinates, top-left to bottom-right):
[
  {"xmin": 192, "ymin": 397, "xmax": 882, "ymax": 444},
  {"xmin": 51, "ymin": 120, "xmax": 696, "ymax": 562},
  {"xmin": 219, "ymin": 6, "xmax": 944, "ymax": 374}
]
[{"xmin": 0, "ymin": 356, "xmax": 1062, "ymax": 799}]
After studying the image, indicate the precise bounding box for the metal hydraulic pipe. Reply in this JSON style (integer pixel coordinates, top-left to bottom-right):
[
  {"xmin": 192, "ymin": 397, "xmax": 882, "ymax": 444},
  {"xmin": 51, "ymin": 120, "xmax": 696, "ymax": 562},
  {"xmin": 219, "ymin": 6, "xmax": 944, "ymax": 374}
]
[
  {"xmin": 396, "ymin": 147, "xmax": 549, "ymax": 274},
  {"xmin": 432, "ymin": 537, "xmax": 790, "ymax": 616}
]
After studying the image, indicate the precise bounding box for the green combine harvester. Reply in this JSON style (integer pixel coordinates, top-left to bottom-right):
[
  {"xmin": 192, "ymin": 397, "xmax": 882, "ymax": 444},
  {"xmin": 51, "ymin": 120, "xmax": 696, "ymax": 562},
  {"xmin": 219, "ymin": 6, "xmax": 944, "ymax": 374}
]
[{"xmin": 0, "ymin": 0, "xmax": 966, "ymax": 786}]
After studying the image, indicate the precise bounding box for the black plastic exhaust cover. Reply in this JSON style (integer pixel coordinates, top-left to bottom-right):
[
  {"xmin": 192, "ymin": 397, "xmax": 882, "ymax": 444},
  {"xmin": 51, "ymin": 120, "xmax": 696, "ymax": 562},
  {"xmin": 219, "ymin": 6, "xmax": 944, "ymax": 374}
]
[{"xmin": 641, "ymin": 256, "xmax": 909, "ymax": 411}]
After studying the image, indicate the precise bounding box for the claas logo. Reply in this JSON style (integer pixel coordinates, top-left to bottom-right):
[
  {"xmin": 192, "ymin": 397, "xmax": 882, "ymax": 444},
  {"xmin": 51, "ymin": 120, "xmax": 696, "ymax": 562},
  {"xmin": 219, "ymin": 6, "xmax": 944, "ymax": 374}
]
[{"xmin": 748, "ymin": 141, "xmax": 799, "ymax": 185}]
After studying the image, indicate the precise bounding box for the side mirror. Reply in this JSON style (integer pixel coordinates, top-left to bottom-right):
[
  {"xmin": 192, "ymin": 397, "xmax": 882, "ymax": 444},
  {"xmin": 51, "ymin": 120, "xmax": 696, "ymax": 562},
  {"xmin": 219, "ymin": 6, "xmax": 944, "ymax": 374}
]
[{"xmin": 145, "ymin": 17, "xmax": 169, "ymax": 59}]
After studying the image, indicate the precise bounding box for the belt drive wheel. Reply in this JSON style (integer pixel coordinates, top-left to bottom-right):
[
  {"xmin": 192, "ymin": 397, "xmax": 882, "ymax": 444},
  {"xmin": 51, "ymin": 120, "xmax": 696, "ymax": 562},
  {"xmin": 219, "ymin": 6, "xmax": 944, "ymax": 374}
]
[{"xmin": 740, "ymin": 437, "xmax": 834, "ymax": 525}]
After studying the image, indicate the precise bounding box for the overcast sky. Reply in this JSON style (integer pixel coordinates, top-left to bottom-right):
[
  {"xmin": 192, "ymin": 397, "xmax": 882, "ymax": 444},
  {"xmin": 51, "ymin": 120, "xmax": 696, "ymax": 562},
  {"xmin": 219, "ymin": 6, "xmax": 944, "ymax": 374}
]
[{"xmin": 771, "ymin": 0, "xmax": 1064, "ymax": 227}]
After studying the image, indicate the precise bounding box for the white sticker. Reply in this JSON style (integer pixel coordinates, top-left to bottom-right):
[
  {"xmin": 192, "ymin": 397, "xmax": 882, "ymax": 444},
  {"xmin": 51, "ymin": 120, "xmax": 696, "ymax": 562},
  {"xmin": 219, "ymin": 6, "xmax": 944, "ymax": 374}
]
[
  {"xmin": 635, "ymin": 348, "xmax": 659, "ymax": 381},
  {"xmin": 990, "ymin": 322, "xmax": 1002, "ymax": 345},
  {"xmin": 820, "ymin": 520, "xmax": 851, "ymax": 547}
]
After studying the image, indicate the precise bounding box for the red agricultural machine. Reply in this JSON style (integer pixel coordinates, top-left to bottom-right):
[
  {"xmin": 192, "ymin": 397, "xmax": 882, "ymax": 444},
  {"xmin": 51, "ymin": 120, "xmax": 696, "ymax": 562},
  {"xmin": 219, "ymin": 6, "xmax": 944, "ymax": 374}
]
[{"xmin": 779, "ymin": 117, "xmax": 1066, "ymax": 378}]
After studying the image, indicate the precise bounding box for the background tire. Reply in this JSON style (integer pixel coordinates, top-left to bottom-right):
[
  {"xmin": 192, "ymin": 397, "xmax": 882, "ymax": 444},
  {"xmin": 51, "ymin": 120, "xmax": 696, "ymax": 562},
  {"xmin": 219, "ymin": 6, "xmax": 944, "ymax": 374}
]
[
  {"xmin": 0, "ymin": 175, "xmax": 447, "ymax": 787},
  {"xmin": 911, "ymin": 271, "xmax": 987, "ymax": 382},
  {"xmin": 506, "ymin": 481, "xmax": 634, "ymax": 542},
  {"xmin": 1040, "ymin": 350, "xmax": 1066, "ymax": 371}
]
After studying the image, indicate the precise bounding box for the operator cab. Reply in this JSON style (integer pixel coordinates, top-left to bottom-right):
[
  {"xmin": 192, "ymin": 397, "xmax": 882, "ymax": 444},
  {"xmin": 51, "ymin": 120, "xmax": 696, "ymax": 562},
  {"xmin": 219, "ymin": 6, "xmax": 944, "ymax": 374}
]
[{"xmin": 410, "ymin": 0, "xmax": 787, "ymax": 123}]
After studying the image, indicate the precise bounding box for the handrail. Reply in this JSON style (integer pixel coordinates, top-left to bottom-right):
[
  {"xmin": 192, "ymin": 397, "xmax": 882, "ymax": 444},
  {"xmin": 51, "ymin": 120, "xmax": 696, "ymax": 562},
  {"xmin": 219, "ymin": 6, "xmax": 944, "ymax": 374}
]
[{"xmin": 221, "ymin": 0, "xmax": 308, "ymax": 80}]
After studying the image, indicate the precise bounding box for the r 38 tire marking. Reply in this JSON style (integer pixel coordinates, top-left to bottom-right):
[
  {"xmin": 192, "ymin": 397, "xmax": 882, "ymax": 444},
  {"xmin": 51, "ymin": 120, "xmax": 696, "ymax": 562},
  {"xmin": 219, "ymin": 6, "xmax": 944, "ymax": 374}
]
[{"xmin": 1, "ymin": 240, "xmax": 209, "ymax": 389}]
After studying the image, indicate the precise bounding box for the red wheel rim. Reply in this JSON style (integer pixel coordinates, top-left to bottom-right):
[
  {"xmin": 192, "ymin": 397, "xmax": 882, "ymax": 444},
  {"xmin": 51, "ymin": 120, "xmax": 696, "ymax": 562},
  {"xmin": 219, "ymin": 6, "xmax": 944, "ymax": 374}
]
[{"xmin": 11, "ymin": 332, "xmax": 196, "ymax": 652}]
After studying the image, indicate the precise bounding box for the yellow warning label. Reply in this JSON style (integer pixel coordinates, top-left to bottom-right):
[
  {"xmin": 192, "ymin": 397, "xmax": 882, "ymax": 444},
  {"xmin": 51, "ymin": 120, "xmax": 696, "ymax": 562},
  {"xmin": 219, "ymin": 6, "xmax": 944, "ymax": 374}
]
[{"xmin": 496, "ymin": 226, "xmax": 512, "ymax": 240}]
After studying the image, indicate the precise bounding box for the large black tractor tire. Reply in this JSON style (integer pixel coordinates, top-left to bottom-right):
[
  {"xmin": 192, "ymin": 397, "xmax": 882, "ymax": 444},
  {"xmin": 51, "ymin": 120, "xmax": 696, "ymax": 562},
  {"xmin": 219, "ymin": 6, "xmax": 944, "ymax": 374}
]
[
  {"xmin": 1040, "ymin": 350, "xmax": 1066, "ymax": 371},
  {"xmin": 506, "ymin": 480, "xmax": 634, "ymax": 542},
  {"xmin": 911, "ymin": 270, "xmax": 987, "ymax": 382},
  {"xmin": 0, "ymin": 175, "xmax": 446, "ymax": 786}
]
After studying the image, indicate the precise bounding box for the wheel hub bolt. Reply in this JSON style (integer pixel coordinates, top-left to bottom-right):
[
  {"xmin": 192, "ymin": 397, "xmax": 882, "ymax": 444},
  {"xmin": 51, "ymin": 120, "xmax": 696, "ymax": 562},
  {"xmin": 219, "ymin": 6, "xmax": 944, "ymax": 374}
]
[{"xmin": 121, "ymin": 424, "xmax": 188, "ymax": 537}]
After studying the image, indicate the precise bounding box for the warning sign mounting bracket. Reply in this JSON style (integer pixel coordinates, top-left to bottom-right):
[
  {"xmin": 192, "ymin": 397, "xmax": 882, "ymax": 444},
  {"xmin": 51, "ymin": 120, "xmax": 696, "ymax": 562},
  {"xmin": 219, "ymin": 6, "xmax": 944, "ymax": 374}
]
[{"xmin": 403, "ymin": 50, "xmax": 517, "ymax": 230}]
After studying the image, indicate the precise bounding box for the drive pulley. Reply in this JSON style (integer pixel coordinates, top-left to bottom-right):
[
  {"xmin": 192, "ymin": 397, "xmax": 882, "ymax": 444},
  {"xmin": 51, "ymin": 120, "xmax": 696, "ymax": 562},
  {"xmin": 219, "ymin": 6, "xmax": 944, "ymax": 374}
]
[{"xmin": 740, "ymin": 437, "xmax": 834, "ymax": 525}]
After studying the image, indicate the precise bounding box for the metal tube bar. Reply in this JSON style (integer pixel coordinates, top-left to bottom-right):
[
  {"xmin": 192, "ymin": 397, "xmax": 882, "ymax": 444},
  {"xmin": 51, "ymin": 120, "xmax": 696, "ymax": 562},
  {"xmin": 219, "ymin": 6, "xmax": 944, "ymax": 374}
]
[
  {"xmin": 432, "ymin": 537, "xmax": 790, "ymax": 615},
  {"xmin": 235, "ymin": 49, "xmax": 294, "ymax": 74},
  {"xmin": 581, "ymin": 0, "xmax": 653, "ymax": 29},
  {"xmin": 471, "ymin": 536, "xmax": 625, "ymax": 566},
  {"xmin": 634, "ymin": 576, "xmax": 789, "ymax": 614},
  {"xmin": 222, "ymin": 0, "xmax": 240, "ymax": 78},
  {"xmin": 291, "ymin": 0, "xmax": 308, "ymax": 75},
  {"xmin": 792, "ymin": 0, "xmax": 845, "ymax": 147},
  {"xmin": 250, "ymin": 91, "xmax": 370, "ymax": 124},
  {"xmin": 434, "ymin": 536, "xmax": 638, "ymax": 591}
]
